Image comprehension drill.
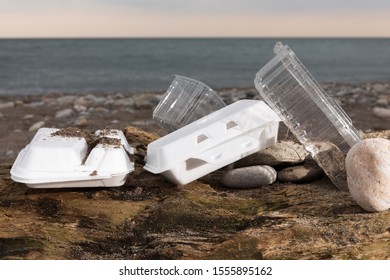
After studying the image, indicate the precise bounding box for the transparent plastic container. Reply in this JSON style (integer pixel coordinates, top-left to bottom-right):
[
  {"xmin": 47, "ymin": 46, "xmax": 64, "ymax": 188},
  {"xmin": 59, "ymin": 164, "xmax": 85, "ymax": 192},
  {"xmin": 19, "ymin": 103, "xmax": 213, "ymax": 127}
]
[
  {"xmin": 153, "ymin": 75, "xmax": 226, "ymax": 132},
  {"xmin": 254, "ymin": 42, "xmax": 362, "ymax": 191}
]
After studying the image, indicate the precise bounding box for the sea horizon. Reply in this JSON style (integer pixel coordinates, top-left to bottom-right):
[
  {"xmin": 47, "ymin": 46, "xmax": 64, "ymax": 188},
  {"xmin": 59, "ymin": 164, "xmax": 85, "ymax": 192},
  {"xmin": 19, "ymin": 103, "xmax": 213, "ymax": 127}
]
[{"xmin": 0, "ymin": 37, "xmax": 389, "ymax": 96}]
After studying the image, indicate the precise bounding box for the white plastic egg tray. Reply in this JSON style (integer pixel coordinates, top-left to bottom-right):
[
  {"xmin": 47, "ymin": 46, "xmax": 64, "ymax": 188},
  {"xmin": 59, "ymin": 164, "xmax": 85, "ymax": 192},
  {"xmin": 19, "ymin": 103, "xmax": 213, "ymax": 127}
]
[
  {"xmin": 10, "ymin": 128, "xmax": 134, "ymax": 188},
  {"xmin": 144, "ymin": 100, "xmax": 280, "ymax": 185}
]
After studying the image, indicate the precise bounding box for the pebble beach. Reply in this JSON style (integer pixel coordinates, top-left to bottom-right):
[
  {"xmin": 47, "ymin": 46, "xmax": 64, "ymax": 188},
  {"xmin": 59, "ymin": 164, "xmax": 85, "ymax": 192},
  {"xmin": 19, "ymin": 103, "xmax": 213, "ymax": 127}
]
[
  {"xmin": 1, "ymin": 81, "xmax": 390, "ymax": 164},
  {"xmin": 2, "ymin": 81, "xmax": 390, "ymax": 259}
]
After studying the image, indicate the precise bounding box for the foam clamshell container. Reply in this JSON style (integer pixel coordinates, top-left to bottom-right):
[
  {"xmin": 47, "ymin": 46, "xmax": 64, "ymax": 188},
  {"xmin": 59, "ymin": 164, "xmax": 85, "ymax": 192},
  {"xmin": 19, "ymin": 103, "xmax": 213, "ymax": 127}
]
[
  {"xmin": 144, "ymin": 100, "xmax": 280, "ymax": 185},
  {"xmin": 10, "ymin": 128, "xmax": 134, "ymax": 188}
]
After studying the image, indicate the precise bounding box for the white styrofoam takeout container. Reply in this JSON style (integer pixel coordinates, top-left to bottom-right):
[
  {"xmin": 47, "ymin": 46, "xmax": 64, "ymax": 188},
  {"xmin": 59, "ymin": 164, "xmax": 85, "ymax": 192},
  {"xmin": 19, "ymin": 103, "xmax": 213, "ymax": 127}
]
[
  {"xmin": 10, "ymin": 128, "xmax": 134, "ymax": 188},
  {"xmin": 144, "ymin": 100, "xmax": 280, "ymax": 185}
]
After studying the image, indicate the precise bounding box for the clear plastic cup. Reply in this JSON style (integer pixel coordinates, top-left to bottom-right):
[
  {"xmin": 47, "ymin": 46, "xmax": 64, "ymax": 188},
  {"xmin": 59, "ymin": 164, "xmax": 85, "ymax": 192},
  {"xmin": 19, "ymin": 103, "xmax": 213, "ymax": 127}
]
[
  {"xmin": 254, "ymin": 42, "xmax": 362, "ymax": 191},
  {"xmin": 153, "ymin": 75, "xmax": 226, "ymax": 132}
]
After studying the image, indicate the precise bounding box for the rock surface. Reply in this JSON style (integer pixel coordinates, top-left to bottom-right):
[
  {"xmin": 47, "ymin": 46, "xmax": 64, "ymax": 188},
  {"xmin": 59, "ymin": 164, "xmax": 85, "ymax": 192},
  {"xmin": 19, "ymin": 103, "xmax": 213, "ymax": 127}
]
[
  {"xmin": 222, "ymin": 165, "xmax": 277, "ymax": 189},
  {"xmin": 277, "ymin": 161, "xmax": 324, "ymax": 183},
  {"xmin": 346, "ymin": 138, "xmax": 390, "ymax": 212},
  {"xmin": 234, "ymin": 141, "xmax": 309, "ymax": 168},
  {"xmin": 2, "ymin": 127, "xmax": 390, "ymax": 260}
]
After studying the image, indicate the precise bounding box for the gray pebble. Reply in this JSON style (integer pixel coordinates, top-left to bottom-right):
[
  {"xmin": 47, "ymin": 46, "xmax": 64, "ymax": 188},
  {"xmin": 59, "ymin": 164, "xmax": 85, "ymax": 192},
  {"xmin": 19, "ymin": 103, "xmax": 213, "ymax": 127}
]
[
  {"xmin": 25, "ymin": 101, "xmax": 44, "ymax": 108},
  {"xmin": 277, "ymin": 161, "xmax": 324, "ymax": 183},
  {"xmin": 222, "ymin": 165, "xmax": 277, "ymax": 189},
  {"xmin": 74, "ymin": 116, "xmax": 88, "ymax": 127},
  {"xmin": 114, "ymin": 93, "xmax": 125, "ymax": 99},
  {"xmin": 57, "ymin": 95, "xmax": 76, "ymax": 106},
  {"xmin": 74, "ymin": 97, "xmax": 88, "ymax": 106},
  {"xmin": 234, "ymin": 141, "xmax": 308, "ymax": 168},
  {"xmin": 29, "ymin": 121, "xmax": 45, "ymax": 132},
  {"xmin": 91, "ymin": 96, "xmax": 108, "ymax": 105},
  {"xmin": 55, "ymin": 108, "xmax": 74, "ymax": 119},
  {"xmin": 22, "ymin": 114, "xmax": 34, "ymax": 120},
  {"xmin": 372, "ymin": 83, "xmax": 388, "ymax": 93},
  {"xmin": 372, "ymin": 107, "xmax": 390, "ymax": 119},
  {"xmin": 376, "ymin": 97, "xmax": 388, "ymax": 106},
  {"xmin": 74, "ymin": 104, "xmax": 87, "ymax": 112},
  {"xmin": 5, "ymin": 150, "xmax": 15, "ymax": 158},
  {"xmin": 95, "ymin": 107, "xmax": 110, "ymax": 114},
  {"xmin": 0, "ymin": 101, "xmax": 14, "ymax": 109},
  {"xmin": 133, "ymin": 94, "xmax": 161, "ymax": 109},
  {"xmin": 346, "ymin": 138, "xmax": 390, "ymax": 212},
  {"xmin": 14, "ymin": 100, "xmax": 24, "ymax": 107},
  {"xmin": 114, "ymin": 97, "xmax": 134, "ymax": 107}
]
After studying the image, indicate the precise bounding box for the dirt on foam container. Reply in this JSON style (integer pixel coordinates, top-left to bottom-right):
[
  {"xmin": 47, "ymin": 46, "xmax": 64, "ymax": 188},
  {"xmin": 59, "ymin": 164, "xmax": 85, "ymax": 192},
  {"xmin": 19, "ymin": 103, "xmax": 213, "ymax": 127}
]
[{"xmin": 10, "ymin": 127, "xmax": 134, "ymax": 188}]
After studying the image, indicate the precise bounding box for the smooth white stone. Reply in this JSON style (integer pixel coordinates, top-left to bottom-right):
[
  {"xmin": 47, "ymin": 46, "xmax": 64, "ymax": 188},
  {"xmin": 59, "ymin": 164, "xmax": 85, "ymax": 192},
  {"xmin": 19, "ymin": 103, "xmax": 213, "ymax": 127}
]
[
  {"xmin": 373, "ymin": 107, "xmax": 390, "ymax": 119},
  {"xmin": 28, "ymin": 121, "xmax": 45, "ymax": 132},
  {"xmin": 55, "ymin": 108, "xmax": 74, "ymax": 119},
  {"xmin": 346, "ymin": 138, "xmax": 390, "ymax": 212}
]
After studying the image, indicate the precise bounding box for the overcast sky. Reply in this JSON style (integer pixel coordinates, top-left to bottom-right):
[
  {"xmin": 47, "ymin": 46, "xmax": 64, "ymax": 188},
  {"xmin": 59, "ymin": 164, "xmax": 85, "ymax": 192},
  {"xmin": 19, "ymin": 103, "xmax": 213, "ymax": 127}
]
[{"xmin": 0, "ymin": 0, "xmax": 389, "ymax": 37}]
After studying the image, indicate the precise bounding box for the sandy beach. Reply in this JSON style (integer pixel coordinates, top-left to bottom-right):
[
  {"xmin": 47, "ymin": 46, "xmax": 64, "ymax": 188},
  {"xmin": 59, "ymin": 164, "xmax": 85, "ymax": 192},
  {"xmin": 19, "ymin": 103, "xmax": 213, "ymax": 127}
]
[{"xmin": 1, "ymin": 81, "xmax": 390, "ymax": 259}]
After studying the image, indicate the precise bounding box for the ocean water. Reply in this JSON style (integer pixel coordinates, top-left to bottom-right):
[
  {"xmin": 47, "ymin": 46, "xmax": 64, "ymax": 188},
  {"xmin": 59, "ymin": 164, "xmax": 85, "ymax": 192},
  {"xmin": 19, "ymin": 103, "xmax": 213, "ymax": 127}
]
[{"xmin": 0, "ymin": 38, "xmax": 389, "ymax": 95}]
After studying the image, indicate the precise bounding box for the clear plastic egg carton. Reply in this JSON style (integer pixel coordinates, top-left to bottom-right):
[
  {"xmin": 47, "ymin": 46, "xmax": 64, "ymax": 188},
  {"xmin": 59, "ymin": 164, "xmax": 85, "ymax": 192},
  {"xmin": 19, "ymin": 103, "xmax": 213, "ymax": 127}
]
[
  {"xmin": 10, "ymin": 128, "xmax": 134, "ymax": 188},
  {"xmin": 254, "ymin": 42, "xmax": 362, "ymax": 191},
  {"xmin": 145, "ymin": 100, "xmax": 280, "ymax": 185}
]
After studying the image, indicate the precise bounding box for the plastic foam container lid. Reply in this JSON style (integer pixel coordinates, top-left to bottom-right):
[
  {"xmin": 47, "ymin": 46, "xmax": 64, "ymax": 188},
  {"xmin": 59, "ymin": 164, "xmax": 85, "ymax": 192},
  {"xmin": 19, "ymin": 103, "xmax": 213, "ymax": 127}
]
[
  {"xmin": 10, "ymin": 128, "xmax": 135, "ymax": 188},
  {"xmin": 144, "ymin": 100, "xmax": 280, "ymax": 185},
  {"xmin": 254, "ymin": 42, "xmax": 362, "ymax": 190}
]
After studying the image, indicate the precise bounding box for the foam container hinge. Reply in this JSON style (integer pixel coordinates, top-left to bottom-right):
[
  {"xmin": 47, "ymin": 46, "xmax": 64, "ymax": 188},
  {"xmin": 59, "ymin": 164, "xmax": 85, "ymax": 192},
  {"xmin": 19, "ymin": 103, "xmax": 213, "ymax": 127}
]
[
  {"xmin": 10, "ymin": 128, "xmax": 135, "ymax": 188},
  {"xmin": 254, "ymin": 42, "xmax": 362, "ymax": 191},
  {"xmin": 144, "ymin": 100, "xmax": 280, "ymax": 185}
]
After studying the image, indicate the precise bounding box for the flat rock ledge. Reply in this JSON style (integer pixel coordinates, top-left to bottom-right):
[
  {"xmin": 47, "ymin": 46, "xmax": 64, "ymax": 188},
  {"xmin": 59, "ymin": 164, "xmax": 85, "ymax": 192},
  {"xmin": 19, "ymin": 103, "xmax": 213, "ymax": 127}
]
[{"xmin": 1, "ymin": 127, "xmax": 390, "ymax": 260}]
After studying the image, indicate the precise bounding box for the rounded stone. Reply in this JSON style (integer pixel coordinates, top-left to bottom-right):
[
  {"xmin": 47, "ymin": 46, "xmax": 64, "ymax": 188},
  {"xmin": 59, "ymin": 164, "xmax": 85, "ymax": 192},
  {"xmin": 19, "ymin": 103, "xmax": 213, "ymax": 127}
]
[
  {"xmin": 28, "ymin": 121, "xmax": 45, "ymax": 132},
  {"xmin": 0, "ymin": 101, "xmax": 14, "ymax": 109},
  {"xmin": 234, "ymin": 141, "xmax": 309, "ymax": 168},
  {"xmin": 277, "ymin": 160, "xmax": 324, "ymax": 183},
  {"xmin": 74, "ymin": 104, "xmax": 87, "ymax": 112},
  {"xmin": 55, "ymin": 108, "xmax": 74, "ymax": 119},
  {"xmin": 22, "ymin": 114, "xmax": 34, "ymax": 120},
  {"xmin": 222, "ymin": 165, "xmax": 277, "ymax": 189},
  {"xmin": 373, "ymin": 107, "xmax": 390, "ymax": 119},
  {"xmin": 346, "ymin": 138, "xmax": 390, "ymax": 212},
  {"xmin": 75, "ymin": 116, "xmax": 88, "ymax": 127},
  {"xmin": 57, "ymin": 95, "xmax": 76, "ymax": 105}
]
